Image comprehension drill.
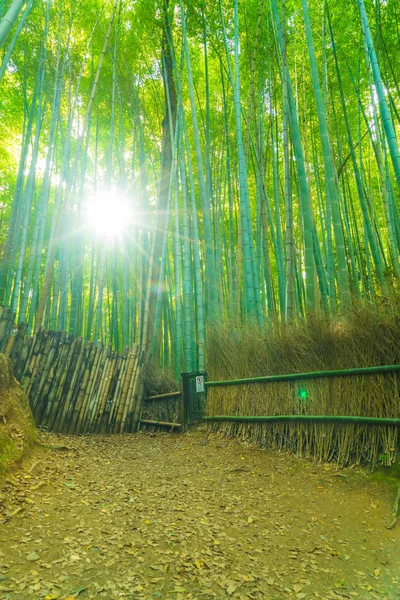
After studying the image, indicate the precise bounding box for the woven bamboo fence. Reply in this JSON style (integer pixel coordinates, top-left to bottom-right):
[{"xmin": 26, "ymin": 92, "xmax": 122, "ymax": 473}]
[{"xmin": 0, "ymin": 306, "xmax": 145, "ymax": 434}]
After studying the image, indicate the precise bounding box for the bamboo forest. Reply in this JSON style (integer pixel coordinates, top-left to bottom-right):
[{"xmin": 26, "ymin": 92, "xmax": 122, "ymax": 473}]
[
  {"xmin": 1, "ymin": 0, "xmax": 400, "ymax": 598},
  {"xmin": 0, "ymin": 0, "xmax": 399, "ymax": 371}
]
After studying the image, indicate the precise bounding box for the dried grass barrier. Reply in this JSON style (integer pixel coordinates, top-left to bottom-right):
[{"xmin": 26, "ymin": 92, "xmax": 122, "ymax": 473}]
[{"xmin": 206, "ymin": 304, "xmax": 400, "ymax": 466}]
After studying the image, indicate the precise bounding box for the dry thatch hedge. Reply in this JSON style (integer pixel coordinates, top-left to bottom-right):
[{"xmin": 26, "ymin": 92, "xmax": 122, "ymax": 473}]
[
  {"xmin": 206, "ymin": 300, "xmax": 400, "ymax": 466},
  {"xmin": 141, "ymin": 362, "xmax": 180, "ymax": 428}
]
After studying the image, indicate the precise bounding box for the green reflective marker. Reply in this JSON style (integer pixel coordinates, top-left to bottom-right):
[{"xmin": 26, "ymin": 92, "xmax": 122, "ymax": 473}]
[{"xmin": 298, "ymin": 388, "xmax": 308, "ymax": 401}]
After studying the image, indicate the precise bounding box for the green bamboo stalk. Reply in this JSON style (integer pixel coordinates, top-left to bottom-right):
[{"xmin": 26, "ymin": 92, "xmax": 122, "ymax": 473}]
[
  {"xmin": 0, "ymin": 53, "xmax": 42, "ymax": 306},
  {"xmin": 281, "ymin": 0, "xmax": 294, "ymax": 320},
  {"xmin": 179, "ymin": 144, "xmax": 193, "ymax": 373},
  {"xmin": 0, "ymin": 0, "xmax": 26, "ymax": 48},
  {"xmin": 271, "ymin": 113, "xmax": 286, "ymax": 316},
  {"xmin": 183, "ymin": 113, "xmax": 205, "ymax": 371},
  {"xmin": 328, "ymin": 9, "xmax": 387, "ymax": 289},
  {"xmin": 0, "ymin": 0, "xmax": 33, "ymax": 81},
  {"xmin": 301, "ymin": 0, "xmax": 351, "ymax": 310},
  {"xmin": 357, "ymin": 0, "xmax": 400, "ymax": 192},
  {"xmin": 180, "ymin": 0, "xmax": 218, "ymax": 318},
  {"xmin": 271, "ymin": 0, "xmax": 318, "ymax": 314}
]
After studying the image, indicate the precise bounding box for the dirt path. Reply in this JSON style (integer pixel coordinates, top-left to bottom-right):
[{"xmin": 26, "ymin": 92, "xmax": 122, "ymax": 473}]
[{"xmin": 0, "ymin": 431, "xmax": 399, "ymax": 600}]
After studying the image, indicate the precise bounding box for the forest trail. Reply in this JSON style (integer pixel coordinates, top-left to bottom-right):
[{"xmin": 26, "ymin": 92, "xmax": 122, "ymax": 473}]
[{"xmin": 0, "ymin": 431, "xmax": 399, "ymax": 600}]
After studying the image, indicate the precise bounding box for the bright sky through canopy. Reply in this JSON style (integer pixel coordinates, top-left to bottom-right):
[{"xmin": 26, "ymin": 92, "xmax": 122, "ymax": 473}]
[{"xmin": 85, "ymin": 189, "xmax": 131, "ymax": 238}]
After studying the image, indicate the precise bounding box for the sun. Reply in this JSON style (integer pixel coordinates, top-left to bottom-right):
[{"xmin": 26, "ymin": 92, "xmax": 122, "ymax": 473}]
[{"xmin": 85, "ymin": 188, "xmax": 132, "ymax": 238}]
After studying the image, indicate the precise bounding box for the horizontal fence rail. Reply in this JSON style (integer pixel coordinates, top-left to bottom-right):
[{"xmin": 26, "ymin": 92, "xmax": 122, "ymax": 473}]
[
  {"xmin": 140, "ymin": 419, "xmax": 181, "ymax": 429},
  {"xmin": 144, "ymin": 391, "xmax": 181, "ymax": 402},
  {"xmin": 205, "ymin": 365, "xmax": 400, "ymax": 424},
  {"xmin": 205, "ymin": 364, "xmax": 400, "ymax": 387},
  {"xmin": 203, "ymin": 415, "xmax": 400, "ymax": 425},
  {"xmin": 204, "ymin": 364, "xmax": 400, "ymax": 465},
  {"xmin": 141, "ymin": 389, "xmax": 182, "ymax": 430}
]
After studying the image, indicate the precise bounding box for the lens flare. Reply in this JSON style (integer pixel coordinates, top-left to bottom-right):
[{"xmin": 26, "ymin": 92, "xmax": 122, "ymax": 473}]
[{"xmin": 85, "ymin": 189, "xmax": 131, "ymax": 237}]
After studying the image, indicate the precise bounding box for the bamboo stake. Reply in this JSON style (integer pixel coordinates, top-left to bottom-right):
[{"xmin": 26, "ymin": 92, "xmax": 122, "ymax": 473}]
[
  {"xmin": 107, "ymin": 352, "xmax": 126, "ymax": 432},
  {"xmin": 57, "ymin": 337, "xmax": 84, "ymax": 432},
  {"xmin": 114, "ymin": 348, "xmax": 137, "ymax": 433},
  {"xmin": 68, "ymin": 342, "xmax": 96, "ymax": 434},
  {"xmin": 120, "ymin": 346, "xmax": 140, "ymax": 432},
  {"xmin": 48, "ymin": 335, "xmax": 78, "ymax": 431}
]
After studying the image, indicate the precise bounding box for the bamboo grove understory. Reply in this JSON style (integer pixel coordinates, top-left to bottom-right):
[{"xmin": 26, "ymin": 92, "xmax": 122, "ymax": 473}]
[{"xmin": 0, "ymin": 0, "xmax": 400, "ymax": 380}]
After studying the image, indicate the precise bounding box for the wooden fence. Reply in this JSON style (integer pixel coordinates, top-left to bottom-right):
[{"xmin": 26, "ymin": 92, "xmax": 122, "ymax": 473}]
[{"xmin": 0, "ymin": 306, "xmax": 145, "ymax": 434}]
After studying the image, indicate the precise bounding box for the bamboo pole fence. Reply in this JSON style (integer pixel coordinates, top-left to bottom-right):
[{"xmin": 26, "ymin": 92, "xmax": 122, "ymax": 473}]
[{"xmin": 0, "ymin": 305, "xmax": 146, "ymax": 434}]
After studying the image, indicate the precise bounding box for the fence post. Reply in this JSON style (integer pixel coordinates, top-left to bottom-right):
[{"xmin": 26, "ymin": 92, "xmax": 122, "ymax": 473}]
[
  {"xmin": 181, "ymin": 371, "xmax": 208, "ymax": 430},
  {"xmin": 180, "ymin": 372, "xmax": 191, "ymax": 432}
]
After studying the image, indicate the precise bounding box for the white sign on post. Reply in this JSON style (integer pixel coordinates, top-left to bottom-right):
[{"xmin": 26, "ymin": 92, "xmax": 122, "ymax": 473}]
[{"xmin": 196, "ymin": 375, "xmax": 204, "ymax": 393}]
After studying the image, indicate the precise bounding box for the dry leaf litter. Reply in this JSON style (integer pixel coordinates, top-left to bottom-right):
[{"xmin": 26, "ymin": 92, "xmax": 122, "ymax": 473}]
[{"xmin": 0, "ymin": 430, "xmax": 399, "ymax": 600}]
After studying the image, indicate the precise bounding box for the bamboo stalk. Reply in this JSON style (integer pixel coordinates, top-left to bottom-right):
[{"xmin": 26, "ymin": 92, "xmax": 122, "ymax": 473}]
[
  {"xmin": 79, "ymin": 345, "xmax": 107, "ymax": 433},
  {"xmin": 98, "ymin": 353, "xmax": 119, "ymax": 433},
  {"xmin": 57, "ymin": 337, "xmax": 84, "ymax": 432},
  {"xmin": 129, "ymin": 349, "xmax": 146, "ymax": 432},
  {"xmin": 144, "ymin": 391, "xmax": 181, "ymax": 401},
  {"xmin": 68, "ymin": 342, "xmax": 96, "ymax": 434},
  {"xmin": 75, "ymin": 344, "xmax": 103, "ymax": 433},
  {"xmin": 108, "ymin": 350, "xmax": 129, "ymax": 432},
  {"xmin": 31, "ymin": 333, "xmax": 59, "ymax": 422},
  {"xmin": 115, "ymin": 347, "xmax": 138, "ymax": 432},
  {"xmin": 119, "ymin": 346, "xmax": 140, "ymax": 432},
  {"xmin": 86, "ymin": 349, "xmax": 111, "ymax": 432},
  {"xmin": 48, "ymin": 334, "xmax": 78, "ymax": 431},
  {"xmin": 140, "ymin": 419, "xmax": 181, "ymax": 428},
  {"xmin": 29, "ymin": 331, "xmax": 55, "ymax": 415},
  {"xmin": 91, "ymin": 349, "xmax": 115, "ymax": 433},
  {"xmin": 106, "ymin": 352, "xmax": 126, "ymax": 432}
]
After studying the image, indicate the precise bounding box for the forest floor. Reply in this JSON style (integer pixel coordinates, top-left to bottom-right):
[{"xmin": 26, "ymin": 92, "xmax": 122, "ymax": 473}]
[{"xmin": 0, "ymin": 431, "xmax": 399, "ymax": 600}]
